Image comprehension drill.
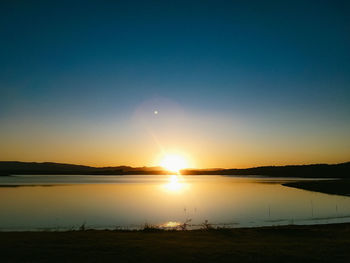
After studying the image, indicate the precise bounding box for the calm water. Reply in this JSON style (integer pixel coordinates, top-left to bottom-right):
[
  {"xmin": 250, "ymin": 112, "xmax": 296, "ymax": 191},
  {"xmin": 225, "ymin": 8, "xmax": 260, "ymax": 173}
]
[{"xmin": 0, "ymin": 175, "xmax": 350, "ymax": 231}]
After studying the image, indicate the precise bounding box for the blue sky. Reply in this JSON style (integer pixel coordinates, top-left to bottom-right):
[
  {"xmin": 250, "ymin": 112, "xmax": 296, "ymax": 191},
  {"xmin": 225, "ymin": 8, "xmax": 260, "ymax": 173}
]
[{"xmin": 1, "ymin": 0, "xmax": 349, "ymax": 167}]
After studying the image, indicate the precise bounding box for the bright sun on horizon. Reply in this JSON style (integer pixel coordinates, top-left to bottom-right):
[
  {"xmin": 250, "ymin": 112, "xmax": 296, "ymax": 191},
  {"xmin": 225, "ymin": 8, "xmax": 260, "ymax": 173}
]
[{"xmin": 160, "ymin": 154, "xmax": 188, "ymax": 173}]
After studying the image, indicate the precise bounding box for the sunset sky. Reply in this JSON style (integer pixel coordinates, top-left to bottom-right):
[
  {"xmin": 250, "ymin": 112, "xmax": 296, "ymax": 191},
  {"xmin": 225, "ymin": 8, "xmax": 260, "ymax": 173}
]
[{"xmin": 1, "ymin": 0, "xmax": 349, "ymax": 168}]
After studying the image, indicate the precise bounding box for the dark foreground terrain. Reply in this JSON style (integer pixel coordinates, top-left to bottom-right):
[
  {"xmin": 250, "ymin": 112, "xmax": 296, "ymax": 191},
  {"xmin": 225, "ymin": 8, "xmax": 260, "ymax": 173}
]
[
  {"xmin": 0, "ymin": 223, "xmax": 349, "ymax": 263},
  {"xmin": 283, "ymin": 179, "xmax": 350, "ymax": 196}
]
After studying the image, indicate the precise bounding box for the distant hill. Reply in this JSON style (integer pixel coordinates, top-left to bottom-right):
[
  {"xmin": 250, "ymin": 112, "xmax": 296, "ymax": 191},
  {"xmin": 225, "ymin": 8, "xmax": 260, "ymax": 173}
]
[
  {"xmin": 182, "ymin": 162, "xmax": 350, "ymax": 178},
  {"xmin": 0, "ymin": 161, "xmax": 166, "ymax": 176},
  {"xmin": 0, "ymin": 161, "xmax": 349, "ymax": 178}
]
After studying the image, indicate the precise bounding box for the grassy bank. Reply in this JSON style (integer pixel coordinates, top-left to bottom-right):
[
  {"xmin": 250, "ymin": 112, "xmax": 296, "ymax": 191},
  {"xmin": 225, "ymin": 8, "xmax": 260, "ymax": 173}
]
[
  {"xmin": 283, "ymin": 179, "xmax": 350, "ymax": 196},
  {"xmin": 0, "ymin": 223, "xmax": 350, "ymax": 262}
]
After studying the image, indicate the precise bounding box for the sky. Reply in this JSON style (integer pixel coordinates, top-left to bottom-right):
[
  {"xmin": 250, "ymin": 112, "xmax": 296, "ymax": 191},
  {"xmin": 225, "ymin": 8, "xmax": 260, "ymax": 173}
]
[{"xmin": 1, "ymin": 0, "xmax": 350, "ymax": 168}]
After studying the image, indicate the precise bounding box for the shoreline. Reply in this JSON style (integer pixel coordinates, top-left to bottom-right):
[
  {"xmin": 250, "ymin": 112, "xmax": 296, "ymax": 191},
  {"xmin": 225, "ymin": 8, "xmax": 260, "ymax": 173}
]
[
  {"xmin": 283, "ymin": 179, "xmax": 350, "ymax": 196},
  {"xmin": 0, "ymin": 223, "xmax": 349, "ymax": 262}
]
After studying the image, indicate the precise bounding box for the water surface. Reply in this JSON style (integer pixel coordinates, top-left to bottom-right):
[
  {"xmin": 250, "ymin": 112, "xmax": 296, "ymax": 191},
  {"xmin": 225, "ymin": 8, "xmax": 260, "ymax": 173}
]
[{"xmin": 1, "ymin": 175, "xmax": 350, "ymax": 231}]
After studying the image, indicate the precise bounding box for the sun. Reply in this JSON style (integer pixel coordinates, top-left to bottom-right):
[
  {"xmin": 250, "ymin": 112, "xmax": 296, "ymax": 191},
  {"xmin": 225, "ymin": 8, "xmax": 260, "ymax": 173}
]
[{"xmin": 160, "ymin": 154, "xmax": 188, "ymax": 173}]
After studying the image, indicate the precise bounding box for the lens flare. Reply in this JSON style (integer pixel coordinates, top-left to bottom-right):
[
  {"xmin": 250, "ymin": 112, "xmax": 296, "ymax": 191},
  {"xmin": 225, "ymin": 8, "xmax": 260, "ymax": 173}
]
[{"xmin": 160, "ymin": 154, "xmax": 188, "ymax": 173}]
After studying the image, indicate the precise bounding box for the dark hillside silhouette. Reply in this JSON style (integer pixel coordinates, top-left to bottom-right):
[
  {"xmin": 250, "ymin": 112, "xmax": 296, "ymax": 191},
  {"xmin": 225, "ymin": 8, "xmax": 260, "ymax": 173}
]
[
  {"xmin": 0, "ymin": 161, "xmax": 166, "ymax": 176},
  {"xmin": 0, "ymin": 161, "xmax": 349, "ymax": 178},
  {"xmin": 182, "ymin": 162, "xmax": 350, "ymax": 178}
]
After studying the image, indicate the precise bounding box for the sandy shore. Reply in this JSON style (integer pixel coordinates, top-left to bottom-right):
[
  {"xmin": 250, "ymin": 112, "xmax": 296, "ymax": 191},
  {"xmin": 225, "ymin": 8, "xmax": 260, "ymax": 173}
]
[{"xmin": 0, "ymin": 223, "xmax": 349, "ymax": 262}]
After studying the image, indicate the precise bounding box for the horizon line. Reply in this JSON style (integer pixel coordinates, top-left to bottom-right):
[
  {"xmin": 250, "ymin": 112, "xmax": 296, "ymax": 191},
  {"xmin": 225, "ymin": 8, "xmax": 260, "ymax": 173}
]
[{"xmin": 1, "ymin": 160, "xmax": 349, "ymax": 171}]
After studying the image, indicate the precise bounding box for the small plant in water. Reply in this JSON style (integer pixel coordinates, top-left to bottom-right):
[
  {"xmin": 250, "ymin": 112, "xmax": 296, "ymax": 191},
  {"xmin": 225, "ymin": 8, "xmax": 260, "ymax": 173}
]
[
  {"xmin": 201, "ymin": 220, "xmax": 214, "ymax": 230},
  {"xmin": 178, "ymin": 218, "xmax": 192, "ymax": 231},
  {"xmin": 143, "ymin": 222, "xmax": 160, "ymax": 232},
  {"xmin": 79, "ymin": 222, "xmax": 86, "ymax": 231}
]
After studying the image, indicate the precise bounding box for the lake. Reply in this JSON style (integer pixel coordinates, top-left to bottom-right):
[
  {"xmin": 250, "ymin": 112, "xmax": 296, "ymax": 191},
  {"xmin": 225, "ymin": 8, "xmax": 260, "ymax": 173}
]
[{"xmin": 1, "ymin": 175, "xmax": 350, "ymax": 231}]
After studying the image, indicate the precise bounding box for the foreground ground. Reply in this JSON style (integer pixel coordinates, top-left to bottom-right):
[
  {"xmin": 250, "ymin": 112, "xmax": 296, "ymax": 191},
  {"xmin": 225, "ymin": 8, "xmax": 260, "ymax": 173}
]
[{"xmin": 0, "ymin": 223, "xmax": 349, "ymax": 263}]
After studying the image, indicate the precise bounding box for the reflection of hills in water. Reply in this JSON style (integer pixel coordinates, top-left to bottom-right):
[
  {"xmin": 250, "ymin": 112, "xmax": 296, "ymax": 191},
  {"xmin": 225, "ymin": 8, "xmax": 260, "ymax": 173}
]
[{"xmin": 1, "ymin": 161, "xmax": 350, "ymax": 178}]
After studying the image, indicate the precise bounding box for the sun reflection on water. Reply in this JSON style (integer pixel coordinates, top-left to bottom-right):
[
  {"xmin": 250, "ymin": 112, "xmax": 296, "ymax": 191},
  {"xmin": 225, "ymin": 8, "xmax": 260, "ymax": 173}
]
[
  {"xmin": 163, "ymin": 175, "xmax": 188, "ymax": 192},
  {"xmin": 160, "ymin": 221, "xmax": 182, "ymax": 228}
]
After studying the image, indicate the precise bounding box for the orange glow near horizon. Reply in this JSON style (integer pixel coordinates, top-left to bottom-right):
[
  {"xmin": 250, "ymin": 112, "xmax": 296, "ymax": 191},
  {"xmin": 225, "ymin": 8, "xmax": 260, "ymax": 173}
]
[{"xmin": 1, "ymin": 95, "xmax": 349, "ymax": 169}]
